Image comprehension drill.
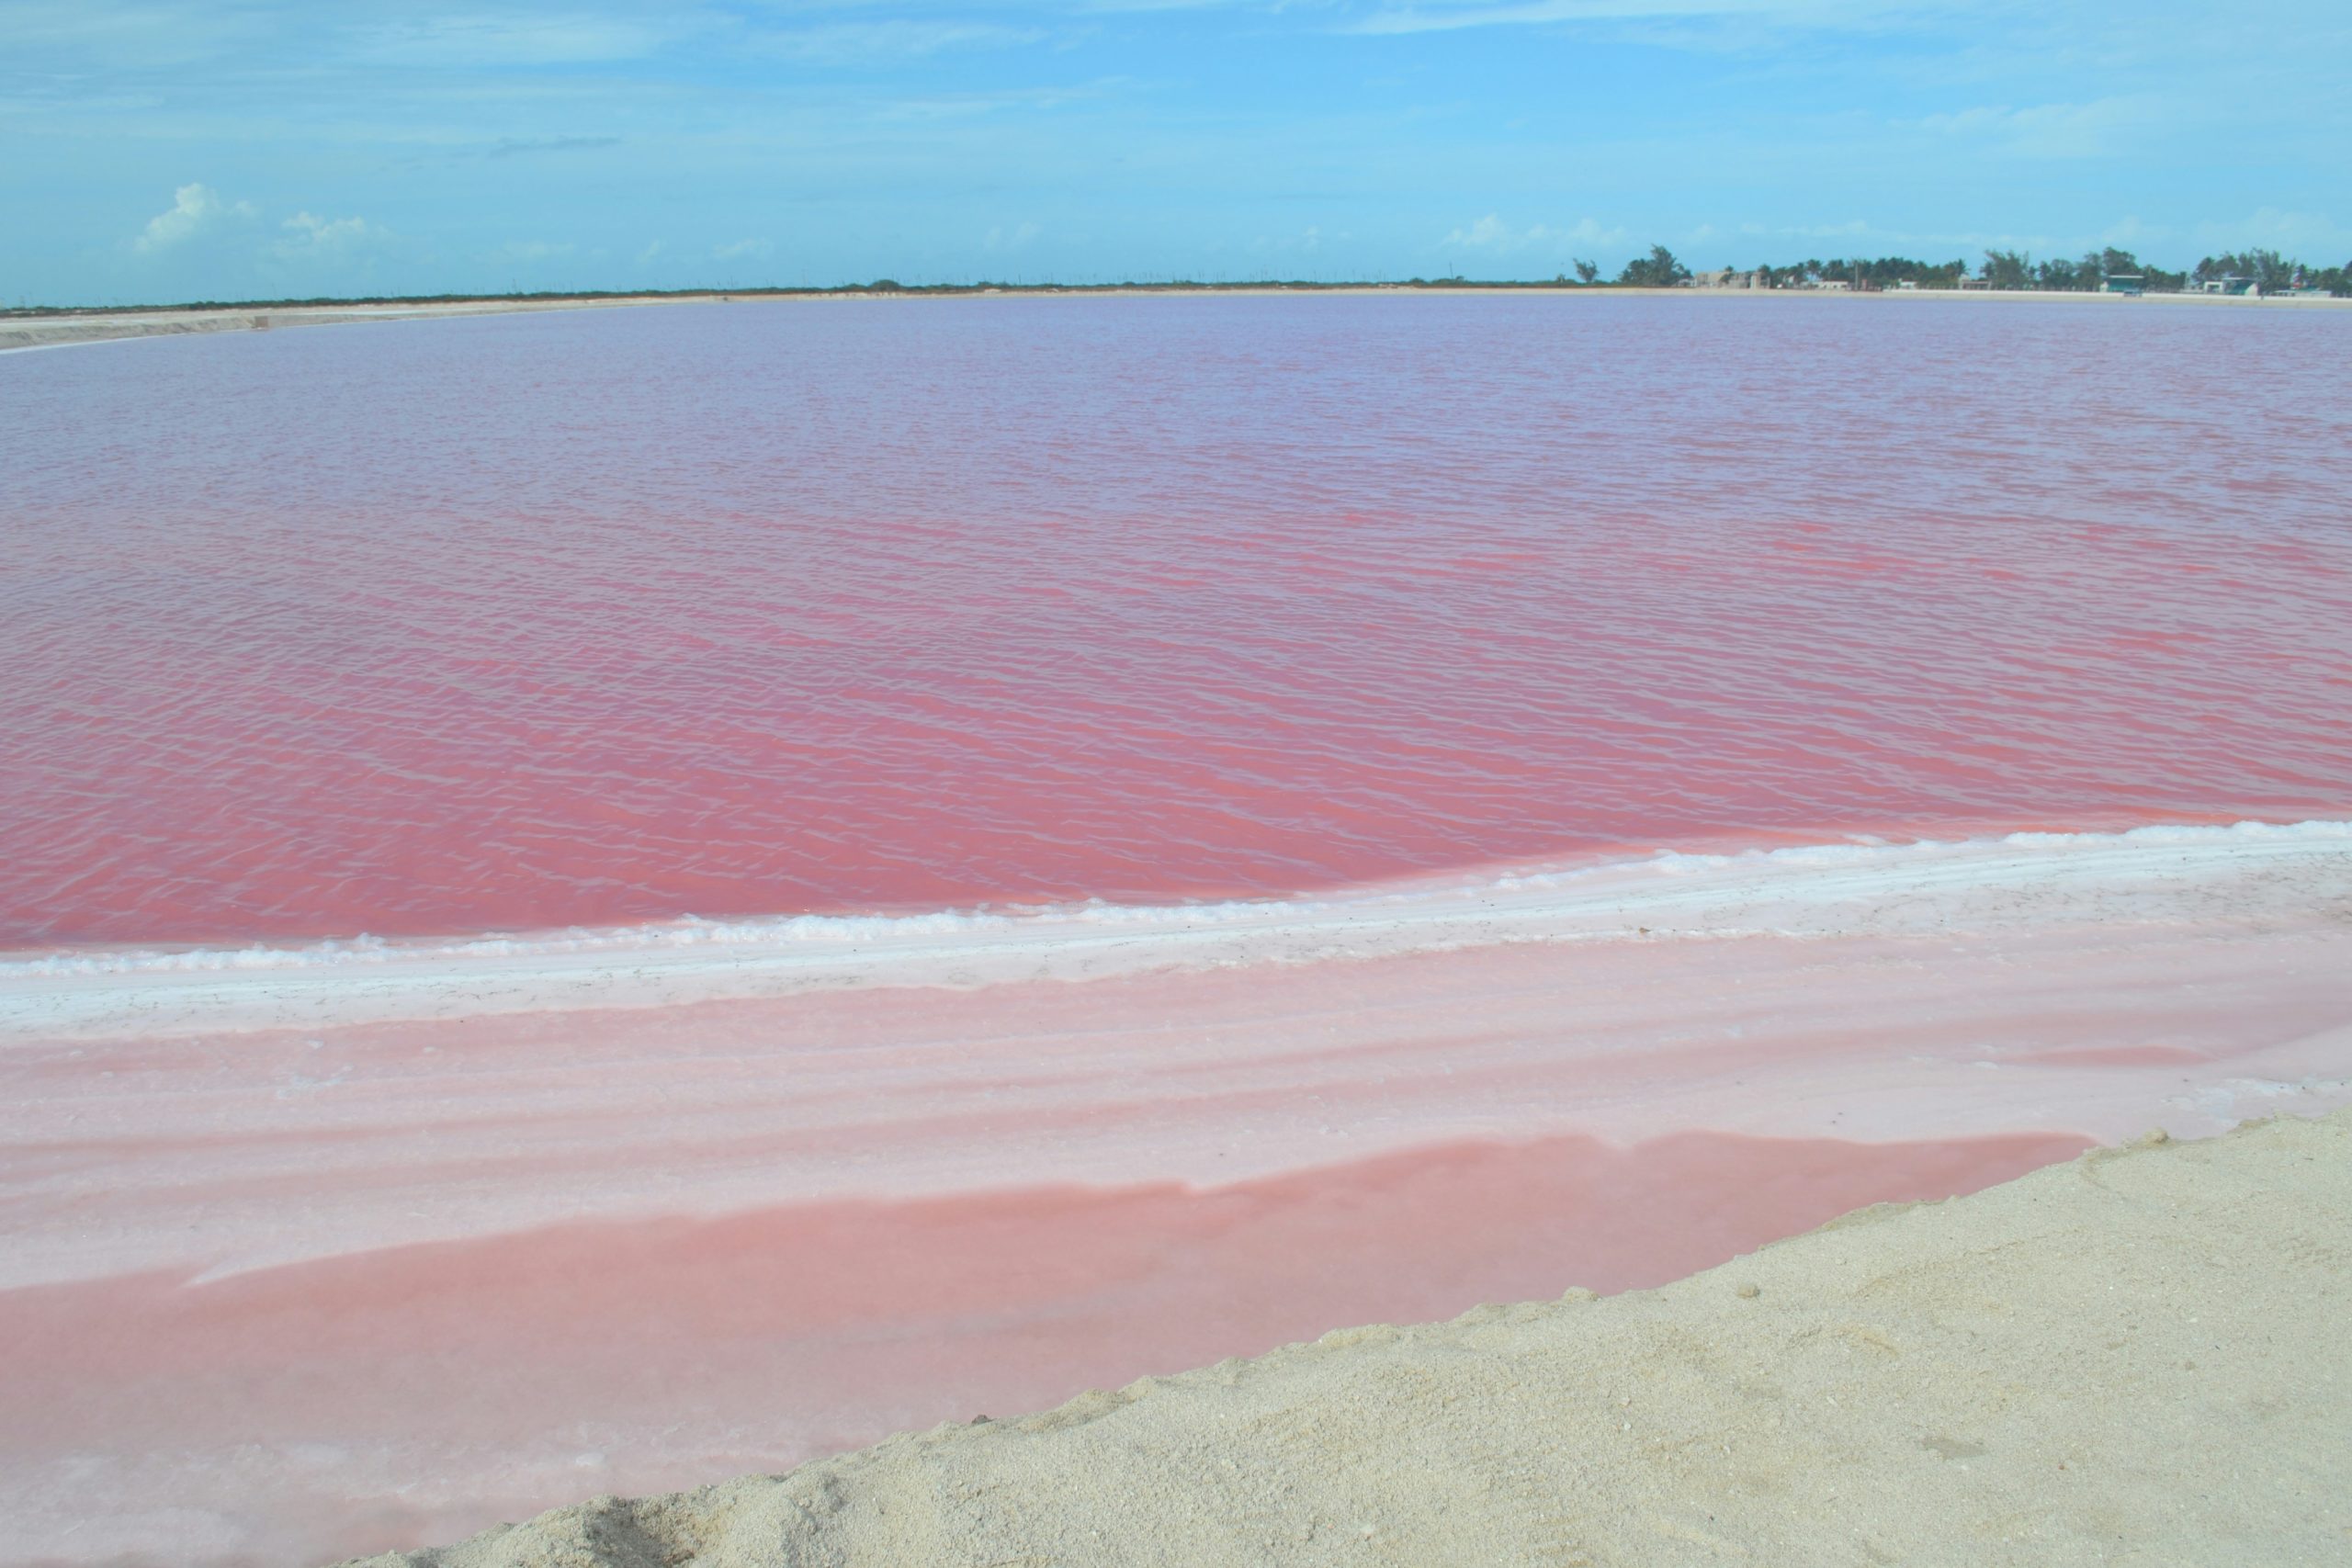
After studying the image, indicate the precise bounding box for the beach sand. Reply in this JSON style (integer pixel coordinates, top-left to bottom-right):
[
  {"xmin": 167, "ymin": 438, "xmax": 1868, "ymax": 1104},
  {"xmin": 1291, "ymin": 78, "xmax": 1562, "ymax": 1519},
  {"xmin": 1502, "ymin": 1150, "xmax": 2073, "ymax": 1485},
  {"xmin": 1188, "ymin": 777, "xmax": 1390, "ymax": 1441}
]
[
  {"xmin": 340, "ymin": 1105, "xmax": 2352, "ymax": 1566},
  {"xmin": 0, "ymin": 298, "xmax": 704, "ymax": 353},
  {"xmin": 6, "ymin": 283, "xmax": 2343, "ymax": 352}
]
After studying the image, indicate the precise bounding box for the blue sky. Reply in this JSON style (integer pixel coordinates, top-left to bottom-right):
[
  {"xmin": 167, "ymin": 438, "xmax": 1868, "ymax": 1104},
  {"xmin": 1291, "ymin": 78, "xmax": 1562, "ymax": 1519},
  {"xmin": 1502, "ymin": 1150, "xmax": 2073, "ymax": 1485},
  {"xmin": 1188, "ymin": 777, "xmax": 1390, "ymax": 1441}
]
[{"xmin": 5, "ymin": 1, "xmax": 2346, "ymax": 304}]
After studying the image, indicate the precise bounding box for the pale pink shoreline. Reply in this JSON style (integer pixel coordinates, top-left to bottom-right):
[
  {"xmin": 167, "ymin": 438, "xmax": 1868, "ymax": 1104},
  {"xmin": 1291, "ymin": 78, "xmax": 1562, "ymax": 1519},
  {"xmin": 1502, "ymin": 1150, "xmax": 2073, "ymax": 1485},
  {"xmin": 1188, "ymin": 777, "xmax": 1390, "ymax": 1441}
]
[
  {"xmin": 5, "ymin": 1128, "xmax": 2085, "ymax": 1564},
  {"xmin": 4, "ymin": 825, "xmax": 2349, "ymax": 1563}
]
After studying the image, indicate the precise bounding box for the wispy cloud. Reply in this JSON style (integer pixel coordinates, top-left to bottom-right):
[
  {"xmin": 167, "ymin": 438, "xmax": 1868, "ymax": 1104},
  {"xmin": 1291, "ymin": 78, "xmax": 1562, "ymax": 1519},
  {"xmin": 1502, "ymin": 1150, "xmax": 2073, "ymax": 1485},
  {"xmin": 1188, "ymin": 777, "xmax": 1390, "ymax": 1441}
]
[
  {"xmin": 755, "ymin": 19, "xmax": 1046, "ymax": 64},
  {"xmin": 1442, "ymin": 213, "xmax": 1626, "ymax": 253},
  {"xmin": 1770, "ymin": 219, "xmax": 1871, "ymax": 239},
  {"xmin": 0, "ymin": 0, "xmax": 270, "ymax": 68},
  {"xmin": 392, "ymin": 133, "xmax": 628, "ymax": 171},
  {"xmin": 1915, "ymin": 96, "xmax": 2162, "ymax": 159},
  {"xmin": 490, "ymin": 239, "xmax": 575, "ymax": 263},
  {"xmin": 876, "ymin": 79, "xmax": 1123, "ymax": 121},
  {"xmin": 1247, "ymin": 224, "xmax": 1325, "ymax": 254},
  {"xmin": 131, "ymin": 182, "xmax": 254, "ymax": 252},
  {"xmin": 478, "ymin": 134, "xmax": 624, "ymax": 159},
  {"xmin": 1351, "ymin": 0, "xmax": 1815, "ymax": 35},
  {"xmin": 353, "ymin": 12, "xmax": 690, "ymax": 67},
  {"xmin": 2194, "ymin": 206, "xmax": 2351, "ymax": 256},
  {"xmin": 713, "ymin": 237, "xmax": 774, "ymax": 261}
]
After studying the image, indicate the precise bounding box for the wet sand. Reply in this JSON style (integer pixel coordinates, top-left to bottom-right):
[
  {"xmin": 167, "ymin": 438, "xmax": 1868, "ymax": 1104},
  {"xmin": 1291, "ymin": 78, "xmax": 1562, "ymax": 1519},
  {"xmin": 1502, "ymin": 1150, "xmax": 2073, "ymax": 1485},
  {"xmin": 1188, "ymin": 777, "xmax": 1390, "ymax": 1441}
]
[
  {"xmin": 5, "ymin": 1129, "xmax": 2083, "ymax": 1563},
  {"xmin": 340, "ymin": 1106, "xmax": 2352, "ymax": 1567}
]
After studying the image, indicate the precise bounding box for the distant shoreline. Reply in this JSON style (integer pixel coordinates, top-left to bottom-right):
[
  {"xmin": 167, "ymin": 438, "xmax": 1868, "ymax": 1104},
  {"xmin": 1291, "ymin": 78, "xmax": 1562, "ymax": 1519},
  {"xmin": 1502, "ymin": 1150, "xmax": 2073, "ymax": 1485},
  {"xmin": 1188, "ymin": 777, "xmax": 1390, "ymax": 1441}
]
[{"xmin": 6, "ymin": 282, "xmax": 2347, "ymax": 354}]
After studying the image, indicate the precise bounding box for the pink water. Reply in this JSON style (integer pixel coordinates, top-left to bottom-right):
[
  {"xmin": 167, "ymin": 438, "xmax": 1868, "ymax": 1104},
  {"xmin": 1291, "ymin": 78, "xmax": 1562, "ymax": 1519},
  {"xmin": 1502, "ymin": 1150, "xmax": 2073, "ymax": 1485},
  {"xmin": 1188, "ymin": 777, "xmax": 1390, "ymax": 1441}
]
[{"xmin": 6, "ymin": 297, "xmax": 2349, "ymax": 950}]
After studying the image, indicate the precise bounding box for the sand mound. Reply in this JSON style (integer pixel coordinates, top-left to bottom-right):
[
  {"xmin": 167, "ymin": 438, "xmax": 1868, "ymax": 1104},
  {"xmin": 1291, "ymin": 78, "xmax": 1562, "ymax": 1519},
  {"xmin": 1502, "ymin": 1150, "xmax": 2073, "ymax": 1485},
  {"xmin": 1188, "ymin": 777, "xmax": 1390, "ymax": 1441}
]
[{"xmin": 342, "ymin": 1110, "xmax": 2351, "ymax": 1567}]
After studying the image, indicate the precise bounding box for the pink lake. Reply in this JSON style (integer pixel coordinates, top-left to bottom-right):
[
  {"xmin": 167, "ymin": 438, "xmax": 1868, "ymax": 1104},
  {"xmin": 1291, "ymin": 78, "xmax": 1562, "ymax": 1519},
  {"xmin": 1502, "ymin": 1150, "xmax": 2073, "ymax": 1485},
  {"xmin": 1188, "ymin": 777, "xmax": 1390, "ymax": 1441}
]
[
  {"xmin": 3, "ymin": 296, "xmax": 2348, "ymax": 951},
  {"xmin": 4, "ymin": 297, "xmax": 2350, "ymax": 1566}
]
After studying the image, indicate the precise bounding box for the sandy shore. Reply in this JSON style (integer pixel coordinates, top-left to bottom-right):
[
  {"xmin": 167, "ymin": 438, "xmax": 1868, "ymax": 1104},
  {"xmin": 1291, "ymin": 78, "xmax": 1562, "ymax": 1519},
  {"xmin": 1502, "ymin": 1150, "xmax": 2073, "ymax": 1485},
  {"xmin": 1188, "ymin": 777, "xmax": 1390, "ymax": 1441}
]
[
  {"xmin": 342, "ymin": 1106, "xmax": 2351, "ymax": 1566},
  {"xmin": 6, "ymin": 283, "xmax": 2341, "ymax": 352},
  {"xmin": 0, "ymin": 297, "xmax": 718, "ymax": 353}
]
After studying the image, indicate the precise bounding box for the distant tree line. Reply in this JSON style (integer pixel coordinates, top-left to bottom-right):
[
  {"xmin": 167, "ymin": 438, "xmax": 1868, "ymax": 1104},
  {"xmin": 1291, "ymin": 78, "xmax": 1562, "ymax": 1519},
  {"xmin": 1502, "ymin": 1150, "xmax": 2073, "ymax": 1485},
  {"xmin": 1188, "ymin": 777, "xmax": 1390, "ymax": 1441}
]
[
  {"xmin": 1763, "ymin": 254, "xmax": 1972, "ymax": 289},
  {"xmin": 14, "ymin": 244, "xmax": 2349, "ymax": 316},
  {"xmin": 1977, "ymin": 248, "xmax": 2198, "ymax": 292},
  {"xmin": 1601, "ymin": 243, "xmax": 2349, "ymax": 295},
  {"xmin": 1616, "ymin": 245, "xmax": 1691, "ymax": 288}
]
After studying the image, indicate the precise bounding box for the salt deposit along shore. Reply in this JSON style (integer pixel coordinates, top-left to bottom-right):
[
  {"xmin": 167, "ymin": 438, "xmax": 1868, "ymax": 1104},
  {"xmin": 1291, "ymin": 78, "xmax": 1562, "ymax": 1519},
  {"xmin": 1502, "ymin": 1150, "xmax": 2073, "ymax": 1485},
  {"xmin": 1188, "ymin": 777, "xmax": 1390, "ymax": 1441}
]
[
  {"xmin": 5, "ymin": 282, "xmax": 2344, "ymax": 351},
  {"xmin": 0, "ymin": 297, "xmax": 702, "ymax": 353},
  {"xmin": 340, "ymin": 1105, "xmax": 2352, "ymax": 1568},
  {"xmin": 3, "ymin": 825, "xmax": 2349, "ymax": 1563}
]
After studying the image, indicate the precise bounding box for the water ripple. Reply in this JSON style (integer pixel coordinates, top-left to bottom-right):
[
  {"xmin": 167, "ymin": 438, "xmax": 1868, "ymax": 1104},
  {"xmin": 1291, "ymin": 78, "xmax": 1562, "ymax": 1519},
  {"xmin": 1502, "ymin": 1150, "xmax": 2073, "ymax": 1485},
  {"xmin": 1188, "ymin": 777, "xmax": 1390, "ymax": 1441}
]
[{"xmin": 3, "ymin": 297, "xmax": 2348, "ymax": 946}]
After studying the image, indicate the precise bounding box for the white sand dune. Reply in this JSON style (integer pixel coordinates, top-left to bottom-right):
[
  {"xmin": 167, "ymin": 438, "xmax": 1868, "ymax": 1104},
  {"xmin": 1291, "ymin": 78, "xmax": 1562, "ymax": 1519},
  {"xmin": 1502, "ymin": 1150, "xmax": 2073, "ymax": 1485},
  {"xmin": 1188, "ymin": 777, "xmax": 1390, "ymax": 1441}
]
[{"xmin": 344, "ymin": 1106, "xmax": 2352, "ymax": 1567}]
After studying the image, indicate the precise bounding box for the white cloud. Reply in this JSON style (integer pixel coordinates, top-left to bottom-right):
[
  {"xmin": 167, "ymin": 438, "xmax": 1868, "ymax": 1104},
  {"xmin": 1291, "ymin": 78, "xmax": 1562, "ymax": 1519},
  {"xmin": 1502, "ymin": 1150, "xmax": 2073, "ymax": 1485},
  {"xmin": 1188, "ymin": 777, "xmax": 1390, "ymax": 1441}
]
[
  {"xmin": 277, "ymin": 211, "xmax": 373, "ymax": 250},
  {"xmin": 132, "ymin": 182, "xmax": 255, "ymax": 252},
  {"xmin": 983, "ymin": 222, "xmax": 1040, "ymax": 252},
  {"xmin": 638, "ymin": 240, "xmax": 666, "ymax": 265},
  {"xmin": 1441, "ymin": 213, "xmax": 1626, "ymax": 253},
  {"xmin": 1444, "ymin": 215, "xmax": 1511, "ymax": 247},
  {"xmin": 713, "ymin": 238, "xmax": 774, "ymax": 261}
]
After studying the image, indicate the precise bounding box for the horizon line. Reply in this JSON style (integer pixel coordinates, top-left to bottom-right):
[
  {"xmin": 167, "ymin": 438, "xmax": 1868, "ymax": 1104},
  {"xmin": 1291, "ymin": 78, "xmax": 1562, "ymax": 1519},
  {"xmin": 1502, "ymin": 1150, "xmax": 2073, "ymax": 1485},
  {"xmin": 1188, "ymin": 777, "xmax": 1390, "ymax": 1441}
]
[{"xmin": 16, "ymin": 276, "xmax": 2351, "ymax": 319}]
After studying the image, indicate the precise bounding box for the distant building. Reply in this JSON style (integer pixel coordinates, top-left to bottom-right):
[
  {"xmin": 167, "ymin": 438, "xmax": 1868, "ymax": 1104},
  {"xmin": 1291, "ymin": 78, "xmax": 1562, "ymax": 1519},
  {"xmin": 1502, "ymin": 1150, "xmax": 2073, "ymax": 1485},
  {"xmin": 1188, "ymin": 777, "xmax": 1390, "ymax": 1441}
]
[
  {"xmin": 1692, "ymin": 270, "xmax": 1764, "ymax": 289},
  {"xmin": 2100, "ymin": 275, "xmax": 2145, "ymax": 296},
  {"xmin": 2199, "ymin": 276, "xmax": 2254, "ymax": 296}
]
